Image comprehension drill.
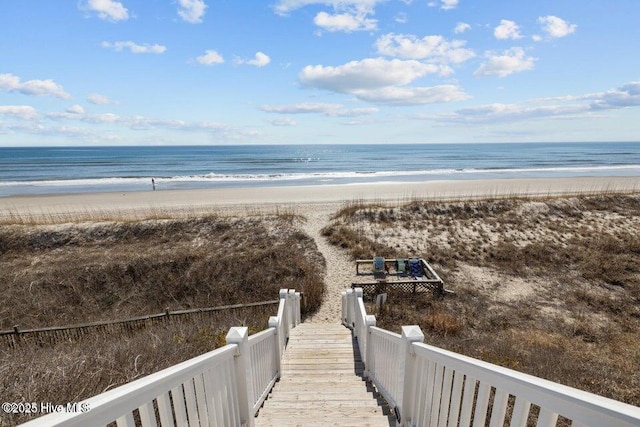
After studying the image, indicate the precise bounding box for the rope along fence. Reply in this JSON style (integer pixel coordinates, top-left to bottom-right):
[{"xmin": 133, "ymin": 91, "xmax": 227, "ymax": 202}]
[{"xmin": 1, "ymin": 300, "xmax": 279, "ymax": 348}]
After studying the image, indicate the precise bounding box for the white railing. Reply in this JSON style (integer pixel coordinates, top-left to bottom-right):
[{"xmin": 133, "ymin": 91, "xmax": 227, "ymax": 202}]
[
  {"xmin": 247, "ymin": 328, "xmax": 278, "ymax": 415},
  {"xmin": 343, "ymin": 287, "xmax": 640, "ymax": 427},
  {"xmin": 22, "ymin": 288, "xmax": 301, "ymax": 427},
  {"xmin": 366, "ymin": 327, "xmax": 404, "ymax": 410}
]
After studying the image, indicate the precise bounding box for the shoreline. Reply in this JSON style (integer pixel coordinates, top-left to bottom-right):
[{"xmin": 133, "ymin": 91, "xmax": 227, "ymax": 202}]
[{"xmin": 1, "ymin": 176, "xmax": 639, "ymax": 219}]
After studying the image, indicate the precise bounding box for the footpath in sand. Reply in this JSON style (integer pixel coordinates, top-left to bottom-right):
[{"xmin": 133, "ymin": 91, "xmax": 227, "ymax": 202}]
[{"xmin": 300, "ymin": 209, "xmax": 353, "ymax": 324}]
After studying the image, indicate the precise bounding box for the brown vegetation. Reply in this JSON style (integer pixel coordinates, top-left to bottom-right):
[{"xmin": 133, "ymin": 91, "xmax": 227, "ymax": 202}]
[
  {"xmin": 0, "ymin": 213, "xmax": 325, "ymax": 426},
  {"xmin": 324, "ymin": 194, "xmax": 640, "ymax": 406},
  {"xmin": 1, "ymin": 214, "xmax": 324, "ymax": 328}
]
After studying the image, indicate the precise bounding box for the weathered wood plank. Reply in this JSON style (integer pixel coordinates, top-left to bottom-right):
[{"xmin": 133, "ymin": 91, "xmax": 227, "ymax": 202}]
[{"xmin": 255, "ymin": 322, "xmax": 390, "ymax": 427}]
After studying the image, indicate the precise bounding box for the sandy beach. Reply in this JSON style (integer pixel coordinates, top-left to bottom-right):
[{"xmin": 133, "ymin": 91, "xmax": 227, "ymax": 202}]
[{"xmin": 1, "ymin": 176, "xmax": 639, "ymax": 220}]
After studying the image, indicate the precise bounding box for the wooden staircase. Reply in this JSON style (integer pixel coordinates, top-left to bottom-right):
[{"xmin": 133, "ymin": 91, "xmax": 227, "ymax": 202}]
[{"xmin": 255, "ymin": 322, "xmax": 393, "ymax": 427}]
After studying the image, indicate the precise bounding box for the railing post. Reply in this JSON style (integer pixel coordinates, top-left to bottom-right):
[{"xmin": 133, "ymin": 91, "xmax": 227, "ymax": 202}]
[
  {"xmin": 288, "ymin": 289, "xmax": 295, "ymax": 329},
  {"xmin": 353, "ymin": 287, "xmax": 363, "ymax": 329},
  {"xmin": 268, "ymin": 316, "xmax": 281, "ymax": 379},
  {"xmin": 345, "ymin": 289, "xmax": 354, "ymax": 328},
  {"xmin": 294, "ymin": 291, "xmax": 301, "ymax": 326},
  {"xmin": 341, "ymin": 291, "xmax": 347, "ymax": 326},
  {"xmin": 398, "ymin": 325, "xmax": 425, "ymax": 427},
  {"xmin": 364, "ymin": 315, "xmax": 376, "ymax": 378},
  {"xmin": 287, "ymin": 289, "xmax": 300, "ymax": 327},
  {"xmin": 226, "ymin": 327, "xmax": 256, "ymax": 427},
  {"xmin": 279, "ymin": 288, "xmax": 289, "ymax": 339}
]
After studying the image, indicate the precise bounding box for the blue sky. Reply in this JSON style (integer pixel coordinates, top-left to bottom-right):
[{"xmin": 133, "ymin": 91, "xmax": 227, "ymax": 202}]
[{"xmin": 1, "ymin": 0, "xmax": 639, "ymax": 146}]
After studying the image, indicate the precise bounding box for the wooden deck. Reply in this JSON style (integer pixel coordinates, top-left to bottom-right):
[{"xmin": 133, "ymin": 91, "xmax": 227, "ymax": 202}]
[{"xmin": 255, "ymin": 323, "xmax": 393, "ymax": 427}]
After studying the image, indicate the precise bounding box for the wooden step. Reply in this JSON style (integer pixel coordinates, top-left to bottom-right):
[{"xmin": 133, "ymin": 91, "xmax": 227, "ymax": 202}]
[{"xmin": 255, "ymin": 322, "xmax": 390, "ymax": 427}]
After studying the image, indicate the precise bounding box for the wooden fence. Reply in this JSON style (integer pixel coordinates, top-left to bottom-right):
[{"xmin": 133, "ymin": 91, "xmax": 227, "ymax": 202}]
[{"xmin": 0, "ymin": 300, "xmax": 279, "ymax": 348}]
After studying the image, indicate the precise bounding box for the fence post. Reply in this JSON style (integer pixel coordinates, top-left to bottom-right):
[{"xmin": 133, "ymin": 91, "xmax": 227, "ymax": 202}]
[
  {"xmin": 364, "ymin": 315, "xmax": 376, "ymax": 378},
  {"xmin": 13, "ymin": 325, "xmax": 20, "ymax": 345},
  {"xmin": 398, "ymin": 325, "xmax": 425, "ymax": 427},
  {"xmin": 268, "ymin": 316, "xmax": 281, "ymax": 379},
  {"xmin": 226, "ymin": 327, "xmax": 255, "ymax": 427}
]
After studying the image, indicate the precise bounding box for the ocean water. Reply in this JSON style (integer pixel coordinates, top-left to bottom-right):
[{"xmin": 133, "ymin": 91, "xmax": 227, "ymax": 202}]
[{"xmin": 0, "ymin": 142, "xmax": 639, "ymax": 197}]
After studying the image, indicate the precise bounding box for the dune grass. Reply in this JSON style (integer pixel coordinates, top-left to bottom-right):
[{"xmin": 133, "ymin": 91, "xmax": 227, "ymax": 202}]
[
  {"xmin": 0, "ymin": 212, "xmax": 324, "ymax": 425},
  {"xmin": 323, "ymin": 193, "xmax": 640, "ymax": 406}
]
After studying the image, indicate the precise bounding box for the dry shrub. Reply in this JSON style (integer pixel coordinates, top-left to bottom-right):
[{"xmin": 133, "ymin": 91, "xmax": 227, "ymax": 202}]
[{"xmin": 421, "ymin": 310, "xmax": 462, "ymax": 337}]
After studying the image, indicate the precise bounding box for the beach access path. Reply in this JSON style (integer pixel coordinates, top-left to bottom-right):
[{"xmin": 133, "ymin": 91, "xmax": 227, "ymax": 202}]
[{"xmin": 301, "ymin": 209, "xmax": 353, "ymax": 323}]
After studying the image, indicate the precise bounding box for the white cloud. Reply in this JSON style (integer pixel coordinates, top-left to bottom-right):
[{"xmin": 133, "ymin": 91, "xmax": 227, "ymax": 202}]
[
  {"xmin": 0, "ymin": 73, "xmax": 71, "ymax": 99},
  {"xmin": 433, "ymin": 81, "xmax": 640, "ymax": 125},
  {"xmin": 436, "ymin": 103, "xmax": 588, "ymax": 124},
  {"xmin": 274, "ymin": 0, "xmax": 383, "ymax": 15},
  {"xmin": 375, "ymin": 33, "xmax": 475, "ymax": 64},
  {"xmin": 441, "ymin": 0, "xmax": 459, "ymax": 10},
  {"xmin": 101, "ymin": 41, "xmax": 167, "ymax": 54},
  {"xmin": 87, "ymin": 93, "xmax": 115, "ymax": 105},
  {"xmin": 7, "ymin": 122, "xmax": 108, "ymax": 139},
  {"xmin": 314, "ymin": 11, "xmax": 377, "ymax": 32},
  {"xmin": 236, "ymin": 52, "xmax": 271, "ymax": 67},
  {"xmin": 260, "ymin": 102, "xmax": 378, "ymax": 117},
  {"xmin": 332, "ymin": 107, "xmax": 379, "ymax": 117},
  {"xmin": 474, "ymin": 47, "xmax": 536, "ymax": 77},
  {"xmin": 196, "ymin": 50, "xmax": 225, "ymax": 65},
  {"xmin": 82, "ymin": 0, "xmax": 129, "ymax": 22},
  {"xmin": 44, "ymin": 108, "xmax": 254, "ymax": 140},
  {"xmin": 532, "ymin": 35, "xmax": 542, "ymax": 42},
  {"xmin": 299, "ymin": 58, "xmax": 467, "ymax": 105},
  {"xmin": 300, "ymin": 58, "xmax": 449, "ymax": 92},
  {"xmin": 494, "ymin": 19, "xmax": 522, "ymax": 40},
  {"xmin": 269, "ymin": 117, "xmax": 297, "ymax": 126},
  {"xmin": 47, "ymin": 111, "xmax": 120, "ymax": 123},
  {"xmin": 0, "ymin": 105, "xmax": 38, "ymax": 120},
  {"xmin": 351, "ymin": 85, "xmax": 470, "ymax": 105},
  {"xmin": 538, "ymin": 15, "xmax": 577, "ymax": 38},
  {"xmin": 177, "ymin": 0, "xmax": 207, "ymax": 23},
  {"xmin": 88, "ymin": 113, "xmax": 120, "ymax": 123},
  {"xmin": 454, "ymin": 22, "xmax": 470, "ymax": 34},
  {"xmin": 261, "ymin": 102, "xmax": 343, "ymax": 114},
  {"xmin": 274, "ymin": 0, "xmax": 380, "ymax": 34},
  {"xmin": 429, "ymin": 0, "xmax": 458, "ymax": 10},
  {"xmin": 66, "ymin": 104, "xmax": 85, "ymax": 115},
  {"xmin": 586, "ymin": 82, "xmax": 640, "ymax": 110}
]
